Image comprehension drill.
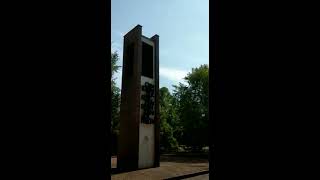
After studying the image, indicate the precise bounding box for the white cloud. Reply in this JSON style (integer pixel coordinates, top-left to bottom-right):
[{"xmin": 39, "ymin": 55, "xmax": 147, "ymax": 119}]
[
  {"xmin": 113, "ymin": 67, "xmax": 188, "ymax": 91},
  {"xmin": 159, "ymin": 67, "xmax": 188, "ymax": 85}
]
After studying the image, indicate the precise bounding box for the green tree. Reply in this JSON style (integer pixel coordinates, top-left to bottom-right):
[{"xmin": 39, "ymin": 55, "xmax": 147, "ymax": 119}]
[
  {"xmin": 110, "ymin": 50, "xmax": 121, "ymax": 155},
  {"xmin": 159, "ymin": 87, "xmax": 179, "ymax": 152},
  {"xmin": 111, "ymin": 51, "xmax": 121, "ymax": 135},
  {"xmin": 173, "ymin": 64, "xmax": 209, "ymax": 151}
]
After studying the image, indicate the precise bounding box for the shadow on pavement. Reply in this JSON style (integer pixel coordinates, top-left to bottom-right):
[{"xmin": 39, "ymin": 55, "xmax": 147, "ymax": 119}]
[
  {"xmin": 111, "ymin": 166, "xmax": 160, "ymax": 175},
  {"xmin": 160, "ymin": 154, "xmax": 208, "ymax": 164},
  {"xmin": 163, "ymin": 170, "xmax": 209, "ymax": 180}
]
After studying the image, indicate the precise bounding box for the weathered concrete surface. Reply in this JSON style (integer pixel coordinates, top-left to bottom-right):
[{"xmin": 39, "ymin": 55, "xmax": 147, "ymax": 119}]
[
  {"xmin": 111, "ymin": 156, "xmax": 209, "ymax": 180},
  {"xmin": 118, "ymin": 25, "xmax": 160, "ymax": 170},
  {"xmin": 184, "ymin": 174, "xmax": 209, "ymax": 180},
  {"xmin": 138, "ymin": 76, "xmax": 155, "ymax": 168}
]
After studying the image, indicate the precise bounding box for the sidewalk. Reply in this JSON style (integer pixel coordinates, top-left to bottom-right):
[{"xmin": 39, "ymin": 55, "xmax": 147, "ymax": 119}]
[{"xmin": 111, "ymin": 155, "xmax": 209, "ymax": 180}]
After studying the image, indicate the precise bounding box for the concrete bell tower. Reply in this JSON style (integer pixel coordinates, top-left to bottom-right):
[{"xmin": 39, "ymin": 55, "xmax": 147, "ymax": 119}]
[{"xmin": 117, "ymin": 25, "xmax": 160, "ymax": 171}]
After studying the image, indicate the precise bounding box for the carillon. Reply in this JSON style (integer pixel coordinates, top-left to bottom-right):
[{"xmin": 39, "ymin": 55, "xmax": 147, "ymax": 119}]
[{"xmin": 117, "ymin": 25, "xmax": 160, "ymax": 171}]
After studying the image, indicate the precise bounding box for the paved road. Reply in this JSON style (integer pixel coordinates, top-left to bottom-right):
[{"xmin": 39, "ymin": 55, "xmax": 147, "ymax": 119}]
[
  {"xmin": 184, "ymin": 174, "xmax": 209, "ymax": 180},
  {"xmin": 111, "ymin": 155, "xmax": 209, "ymax": 180}
]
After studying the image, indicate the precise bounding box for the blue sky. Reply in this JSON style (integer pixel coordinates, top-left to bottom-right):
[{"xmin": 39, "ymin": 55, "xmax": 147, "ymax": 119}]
[{"xmin": 111, "ymin": 0, "xmax": 208, "ymax": 92}]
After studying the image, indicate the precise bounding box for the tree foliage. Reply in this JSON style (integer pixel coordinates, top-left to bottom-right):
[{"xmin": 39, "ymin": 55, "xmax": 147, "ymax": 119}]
[
  {"xmin": 110, "ymin": 50, "xmax": 122, "ymax": 155},
  {"xmin": 159, "ymin": 64, "xmax": 209, "ymax": 152},
  {"xmin": 111, "ymin": 51, "xmax": 121, "ymax": 135},
  {"xmin": 110, "ymin": 52, "xmax": 209, "ymax": 153},
  {"xmin": 173, "ymin": 64, "xmax": 209, "ymax": 151},
  {"xmin": 159, "ymin": 87, "xmax": 179, "ymax": 152}
]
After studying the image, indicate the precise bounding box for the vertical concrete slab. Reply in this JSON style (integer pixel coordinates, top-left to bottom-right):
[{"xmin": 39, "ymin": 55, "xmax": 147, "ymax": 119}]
[{"xmin": 117, "ymin": 25, "xmax": 159, "ymax": 171}]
